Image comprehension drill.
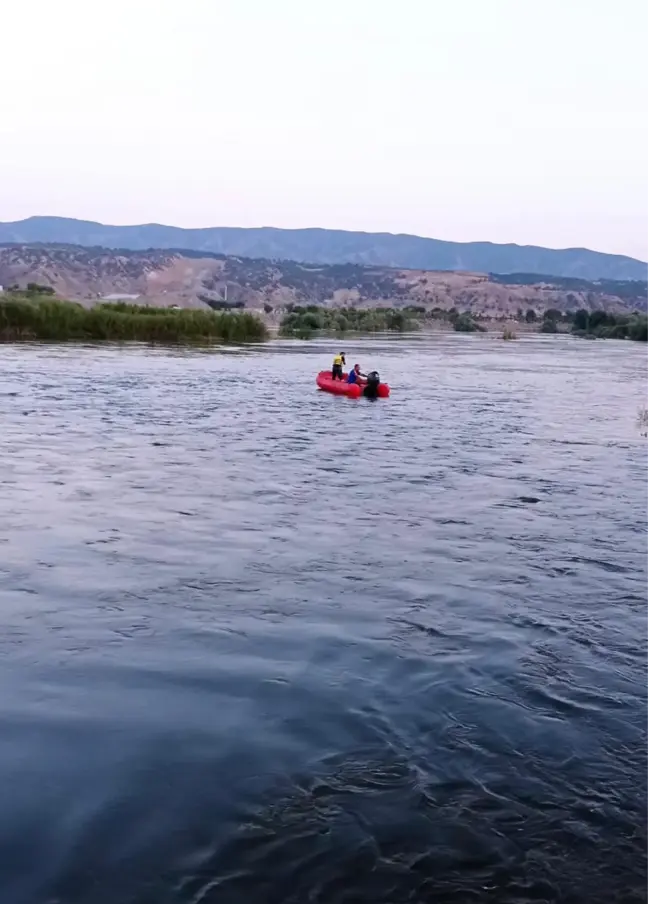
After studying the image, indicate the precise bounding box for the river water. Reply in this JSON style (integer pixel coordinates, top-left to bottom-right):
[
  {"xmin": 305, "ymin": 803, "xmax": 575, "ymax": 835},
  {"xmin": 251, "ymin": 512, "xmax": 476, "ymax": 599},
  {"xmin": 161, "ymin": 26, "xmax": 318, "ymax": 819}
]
[{"xmin": 0, "ymin": 334, "xmax": 646, "ymax": 904}]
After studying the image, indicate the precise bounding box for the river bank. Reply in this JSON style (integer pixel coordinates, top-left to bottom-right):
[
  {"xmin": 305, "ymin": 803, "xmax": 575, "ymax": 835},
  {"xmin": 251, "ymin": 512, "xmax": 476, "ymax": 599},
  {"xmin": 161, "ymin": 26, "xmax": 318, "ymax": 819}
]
[{"xmin": 1, "ymin": 293, "xmax": 645, "ymax": 346}]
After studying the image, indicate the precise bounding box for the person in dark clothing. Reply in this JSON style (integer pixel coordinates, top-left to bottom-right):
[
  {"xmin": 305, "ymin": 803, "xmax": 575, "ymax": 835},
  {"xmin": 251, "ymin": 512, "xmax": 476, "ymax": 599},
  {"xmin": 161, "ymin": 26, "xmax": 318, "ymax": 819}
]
[{"xmin": 363, "ymin": 371, "xmax": 381, "ymax": 398}]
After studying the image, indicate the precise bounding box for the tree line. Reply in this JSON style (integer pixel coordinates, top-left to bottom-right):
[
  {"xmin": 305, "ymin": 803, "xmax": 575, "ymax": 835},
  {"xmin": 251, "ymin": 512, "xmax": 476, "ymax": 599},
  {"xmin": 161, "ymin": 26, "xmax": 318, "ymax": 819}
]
[
  {"xmin": 279, "ymin": 306, "xmax": 415, "ymax": 337},
  {"xmin": 518, "ymin": 307, "xmax": 647, "ymax": 341}
]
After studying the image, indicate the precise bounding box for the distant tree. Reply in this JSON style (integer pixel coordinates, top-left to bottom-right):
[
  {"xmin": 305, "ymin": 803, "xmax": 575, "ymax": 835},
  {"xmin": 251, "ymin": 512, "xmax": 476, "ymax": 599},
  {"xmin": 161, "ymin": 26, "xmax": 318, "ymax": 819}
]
[
  {"xmin": 540, "ymin": 319, "xmax": 558, "ymax": 334},
  {"xmin": 629, "ymin": 317, "xmax": 648, "ymax": 342},
  {"xmin": 386, "ymin": 310, "xmax": 406, "ymax": 331},
  {"xmin": 608, "ymin": 321, "xmax": 630, "ymax": 339},
  {"xmin": 589, "ymin": 310, "xmax": 609, "ymax": 330},
  {"xmin": 26, "ymin": 282, "xmax": 55, "ymax": 295},
  {"xmin": 302, "ymin": 312, "xmax": 321, "ymax": 330},
  {"xmin": 543, "ymin": 308, "xmax": 562, "ymax": 322},
  {"xmin": 263, "ymin": 303, "xmax": 273, "ymax": 314},
  {"xmin": 573, "ymin": 309, "xmax": 589, "ymax": 331},
  {"xmin": 525, "ymin": 309, "xmax": 537, "ymax": 323},
  {"xmin": 453, "ymin": 314, "xmax": 484, "ymax": 333}
]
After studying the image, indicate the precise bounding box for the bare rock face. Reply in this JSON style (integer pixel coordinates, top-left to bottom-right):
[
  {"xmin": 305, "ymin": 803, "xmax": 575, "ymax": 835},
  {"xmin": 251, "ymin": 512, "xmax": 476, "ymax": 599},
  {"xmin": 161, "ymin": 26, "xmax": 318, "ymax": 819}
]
[{"xmin": 0, "ymin": 244, "xmax": 645, "ymax": 316}]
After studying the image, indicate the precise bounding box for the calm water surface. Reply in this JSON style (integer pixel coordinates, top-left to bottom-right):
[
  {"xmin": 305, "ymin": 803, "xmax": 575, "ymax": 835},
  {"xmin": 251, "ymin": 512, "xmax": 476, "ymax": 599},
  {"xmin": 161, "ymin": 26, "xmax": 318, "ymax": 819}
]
[{"xmin": 0, "ymin": 335, "xmax": 646, "ymax": 904}]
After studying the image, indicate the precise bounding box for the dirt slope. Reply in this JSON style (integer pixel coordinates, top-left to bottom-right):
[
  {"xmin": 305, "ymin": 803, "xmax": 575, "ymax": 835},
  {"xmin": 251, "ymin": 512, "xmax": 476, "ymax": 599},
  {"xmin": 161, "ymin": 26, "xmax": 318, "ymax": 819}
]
[{"xmin": 0, "ymin": 244, "xmax": 645, "ymax": 315}]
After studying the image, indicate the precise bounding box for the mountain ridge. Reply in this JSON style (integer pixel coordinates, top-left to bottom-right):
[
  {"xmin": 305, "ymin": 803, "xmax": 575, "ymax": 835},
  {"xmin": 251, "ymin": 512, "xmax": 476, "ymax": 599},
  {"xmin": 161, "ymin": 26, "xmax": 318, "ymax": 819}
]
[{"xmin": 0, "ymin": 216, "xmax": 645, "ymax": 281}]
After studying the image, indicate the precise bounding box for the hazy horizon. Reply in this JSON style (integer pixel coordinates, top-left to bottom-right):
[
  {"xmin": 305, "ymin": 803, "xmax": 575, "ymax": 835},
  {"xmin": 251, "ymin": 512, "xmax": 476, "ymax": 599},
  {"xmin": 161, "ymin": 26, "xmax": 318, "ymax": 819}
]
[
  {"xmin": 4, "ymin": 213, "xmax": 647, "ymax": 262},
  {"xmin": 3, "ymin": 0, "xmax": 646, "ymax": 259}
]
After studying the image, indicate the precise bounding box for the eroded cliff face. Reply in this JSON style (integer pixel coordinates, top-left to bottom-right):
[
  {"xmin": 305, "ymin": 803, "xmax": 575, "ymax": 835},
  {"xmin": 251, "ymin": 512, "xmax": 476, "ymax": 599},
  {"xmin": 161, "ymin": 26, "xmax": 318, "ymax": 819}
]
[{"xmin": 1, "ymin": 243, "xmax": 645, "ymax": 315}]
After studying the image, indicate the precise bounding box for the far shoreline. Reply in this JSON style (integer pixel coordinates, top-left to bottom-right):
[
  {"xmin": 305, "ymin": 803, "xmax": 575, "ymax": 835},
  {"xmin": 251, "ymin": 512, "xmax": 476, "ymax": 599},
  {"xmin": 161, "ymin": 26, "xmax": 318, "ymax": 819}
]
[{"xmin": 1, "ymin": 290, "xmax": 645, "ymax": 345}]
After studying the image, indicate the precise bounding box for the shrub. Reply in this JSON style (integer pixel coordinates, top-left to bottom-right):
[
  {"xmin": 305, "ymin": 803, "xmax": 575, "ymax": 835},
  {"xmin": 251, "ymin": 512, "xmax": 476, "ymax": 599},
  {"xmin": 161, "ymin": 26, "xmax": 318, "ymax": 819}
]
[
  {"xmin": 279, "ymin": 306, "xmax": 419, "ymax": 337},
  {"xmin": 569, "ymin": 309, "xmax": 647, "ymax": 342},
  {"xmin": 26, "ymin": 282, "xmax": 56, "ymax": 295},
  {"xmin": 543, "ymin": 308, "xmax": 563, "ymax": 322},
  {"xmin": 453, "ymin": 314, "xmax": 485, "ymax": 333}
]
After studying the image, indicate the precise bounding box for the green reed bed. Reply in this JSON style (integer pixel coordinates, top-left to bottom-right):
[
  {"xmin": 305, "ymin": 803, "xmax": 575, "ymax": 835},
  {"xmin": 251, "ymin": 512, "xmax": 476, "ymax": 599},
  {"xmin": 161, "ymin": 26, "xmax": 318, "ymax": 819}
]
[{"xmin": 0, "ymin": 297, "xmax": 268, "ymax": 344}]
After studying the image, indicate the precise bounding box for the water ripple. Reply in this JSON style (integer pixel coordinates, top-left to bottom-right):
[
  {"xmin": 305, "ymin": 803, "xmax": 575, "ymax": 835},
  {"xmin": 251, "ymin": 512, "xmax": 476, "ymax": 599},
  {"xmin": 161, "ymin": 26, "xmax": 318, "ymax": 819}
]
[{"xmin": 0, "ymin": 335, "xmax": 646, "ymax": 903}]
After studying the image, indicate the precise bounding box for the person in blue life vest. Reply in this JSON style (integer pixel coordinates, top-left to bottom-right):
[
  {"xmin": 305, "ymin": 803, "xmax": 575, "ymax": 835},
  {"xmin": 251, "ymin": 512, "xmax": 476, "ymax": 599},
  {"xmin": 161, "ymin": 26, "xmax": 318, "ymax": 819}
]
[
  {"xmin": 331, "ymin": 352, "xmax": 346, "ymax": 380},
  {"xmin": 346, "ymin": 363, "xmax": 366, "ymax": 385}
]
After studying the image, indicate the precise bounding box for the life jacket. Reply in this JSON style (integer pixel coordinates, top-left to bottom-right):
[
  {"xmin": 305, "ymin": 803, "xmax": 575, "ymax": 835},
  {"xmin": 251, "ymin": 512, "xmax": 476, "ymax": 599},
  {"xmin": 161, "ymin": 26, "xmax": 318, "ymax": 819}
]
[{"xmin": 333, "ymin": 354, "xmax": 343, "ymax": 366}]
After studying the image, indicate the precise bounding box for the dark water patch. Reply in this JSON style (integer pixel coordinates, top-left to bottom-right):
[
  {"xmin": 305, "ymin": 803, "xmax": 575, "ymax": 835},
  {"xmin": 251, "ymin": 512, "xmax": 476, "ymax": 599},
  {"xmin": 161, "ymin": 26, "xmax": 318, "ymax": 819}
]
[{"xmin": 569, "ymin": 556, "xmax": 629, "ymax": 574}]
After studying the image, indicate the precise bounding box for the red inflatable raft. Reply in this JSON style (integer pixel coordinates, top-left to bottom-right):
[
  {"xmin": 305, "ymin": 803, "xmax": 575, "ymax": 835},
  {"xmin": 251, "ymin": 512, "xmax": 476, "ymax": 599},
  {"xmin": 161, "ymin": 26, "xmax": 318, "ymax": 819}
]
[{"xmin": 316, "ymin": 371, "xmax": 390, "ymax": 398}]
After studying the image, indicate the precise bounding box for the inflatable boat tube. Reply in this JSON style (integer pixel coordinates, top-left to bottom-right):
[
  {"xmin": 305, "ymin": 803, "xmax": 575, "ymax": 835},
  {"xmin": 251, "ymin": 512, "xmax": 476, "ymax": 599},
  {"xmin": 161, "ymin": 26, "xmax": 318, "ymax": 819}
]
[{"xmin": 316, "ymin": 371, "xmax": 390, "ymax": 398}]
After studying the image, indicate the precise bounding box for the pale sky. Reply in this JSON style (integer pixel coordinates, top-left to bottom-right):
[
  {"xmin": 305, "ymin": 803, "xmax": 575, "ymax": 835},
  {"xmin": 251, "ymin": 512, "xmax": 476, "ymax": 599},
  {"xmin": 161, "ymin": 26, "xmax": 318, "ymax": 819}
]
[{"xmin": 2, "ymin": 0, "xmax": 646, "ymax": 258}]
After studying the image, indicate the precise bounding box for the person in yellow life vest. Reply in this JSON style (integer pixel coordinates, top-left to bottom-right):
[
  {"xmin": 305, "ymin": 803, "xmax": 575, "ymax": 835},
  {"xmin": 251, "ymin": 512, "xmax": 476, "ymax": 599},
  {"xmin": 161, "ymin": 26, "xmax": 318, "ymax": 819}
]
[{"xmin": 331, "ymin": 352, "xmax": 345, "ymax": 381}]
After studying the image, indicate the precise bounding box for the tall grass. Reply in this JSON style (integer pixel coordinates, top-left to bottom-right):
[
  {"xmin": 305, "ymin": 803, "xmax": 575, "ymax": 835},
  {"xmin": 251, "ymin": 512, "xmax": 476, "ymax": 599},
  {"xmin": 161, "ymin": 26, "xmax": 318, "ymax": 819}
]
[{"xmin": 0, "ymin": 297, "xmax": 267, "ymax": 344}]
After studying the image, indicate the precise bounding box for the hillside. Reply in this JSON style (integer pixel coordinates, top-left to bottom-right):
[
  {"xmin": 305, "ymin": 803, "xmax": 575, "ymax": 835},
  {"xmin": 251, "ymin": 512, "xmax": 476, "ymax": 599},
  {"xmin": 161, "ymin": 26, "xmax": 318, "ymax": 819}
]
[
  {"xmin": 1, "ymin": 244, "xmax": 645, "ymax": 318},
  {"xmin": 0, "ymin": 217, "xmax": 645, "ymax": 281}
]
